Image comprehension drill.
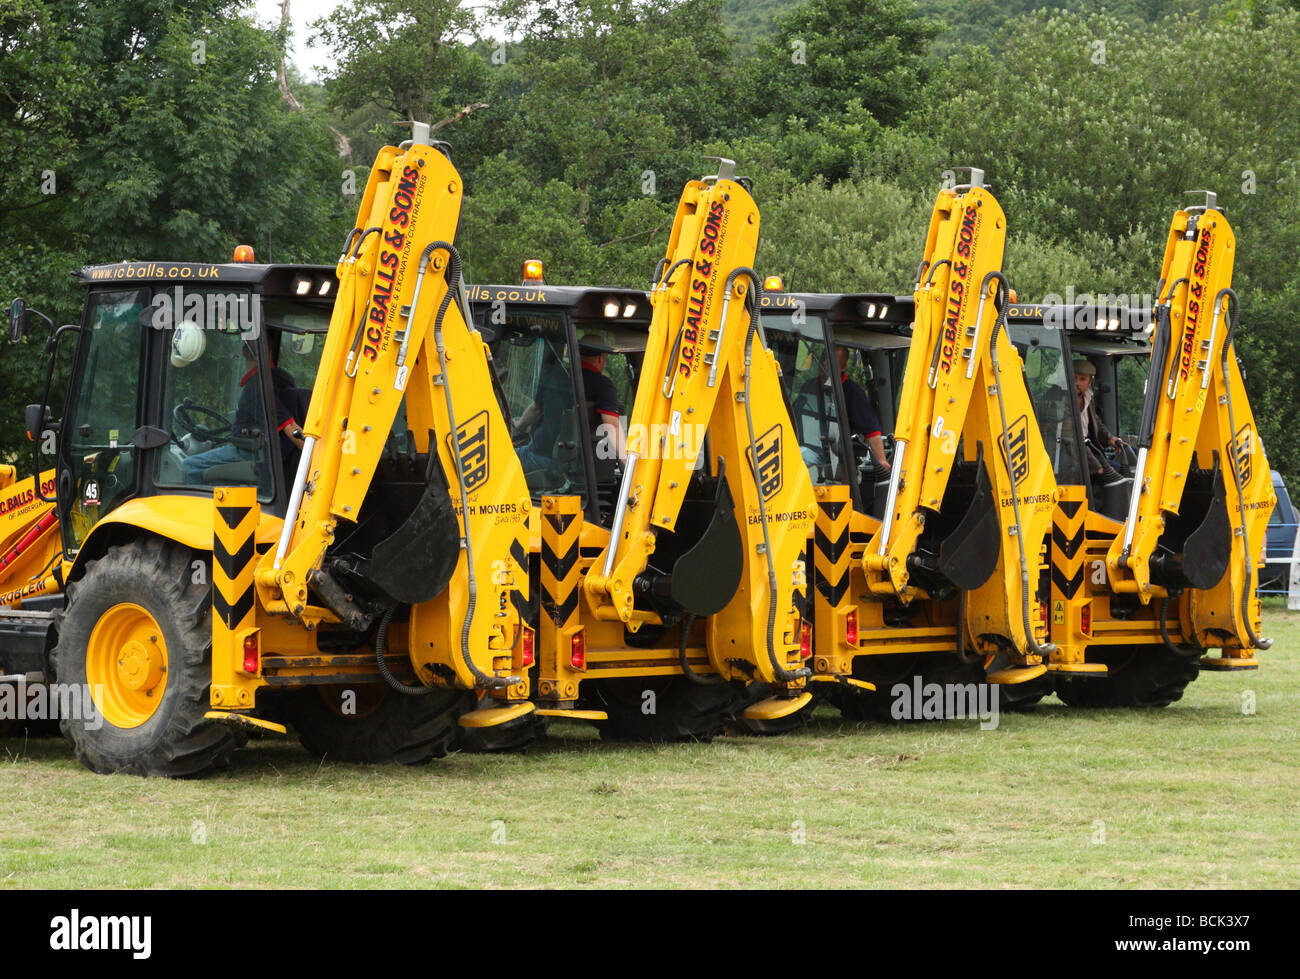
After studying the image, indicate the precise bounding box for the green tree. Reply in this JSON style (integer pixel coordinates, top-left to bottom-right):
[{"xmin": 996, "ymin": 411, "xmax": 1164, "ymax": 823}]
[
  {"xmin": 310, "ymin": 0, "xmax": 491, "ymax": 156},
  {"xmin": 876, "ymin": 6, "xmax": 1300, "ymax": 480},
  {"xmin": 0, "ymin": 0, "xmax": 348, "ymax": 463},
  {"xmin": 747, "ymin": 0, "xmax": 938, "ymax": 128}
]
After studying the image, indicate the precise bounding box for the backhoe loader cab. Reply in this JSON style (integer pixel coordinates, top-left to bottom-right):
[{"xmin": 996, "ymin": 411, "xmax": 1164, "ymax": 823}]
[
  {"xmin": 1003, "ymin": 301, "xmax": 1155, "ymax": 516},
  {"xmin": 1, "ymin": 262, "xmax": 337, "ymax": 684},
  {"xmin": 3, "ymin": 136, "xmax": 547, "ymax": 775},
  {"xmin": 467, "ymin": 284, "xmax": 651, "ymax": 525},
  {"xmin": 760, "ymin": 291, "xmax": 913, "ymax": 515},
  {"xmin": 49, "ymin": 262, "xmax": 337, "ymax": 556}
]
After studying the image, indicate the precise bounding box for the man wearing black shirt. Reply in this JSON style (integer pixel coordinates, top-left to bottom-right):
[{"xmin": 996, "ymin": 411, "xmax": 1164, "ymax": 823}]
[
  {"xmin": 580, "ymin": 341, "xmax": 626, "ymax": 464},
  {"xmin": 836, "ymin": 346, "xmax": 889, "ymax": 472},
  {"xmin": 183, "ymin": 344, "xmax": 305, "ymax": 485},
  {"xmin": 514, "ymin": 336, "xmax": 626, "ymax": 471}
]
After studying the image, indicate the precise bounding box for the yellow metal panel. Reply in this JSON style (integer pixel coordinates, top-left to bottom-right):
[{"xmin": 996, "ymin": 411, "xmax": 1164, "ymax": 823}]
[{"xmin": 210, "ymin": 486, "xmax": 262, "ymax": 710}]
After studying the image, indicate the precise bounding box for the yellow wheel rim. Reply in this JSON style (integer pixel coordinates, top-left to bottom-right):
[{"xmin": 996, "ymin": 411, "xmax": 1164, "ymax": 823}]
[{"xmin": 86, "ymin": 603, "xmax": 168, "ymax": 729}]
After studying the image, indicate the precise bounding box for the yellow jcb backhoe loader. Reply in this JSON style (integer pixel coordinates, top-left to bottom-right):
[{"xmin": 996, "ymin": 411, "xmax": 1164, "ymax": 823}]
[
  {"xmin": 765, "ymin": 188, "xmax": 1274, "ymax": 715},
  {"xmin": 856, "ymin": 171, "xmax": 1057, "ymax": 699},
  {"xmin": 530, "ymin": 159, "xmax": 831, "ymax": 736},
  {"xmin": 1045, "ymin": 192, "xmax": 1274, "ymax": 706},
  {"xmin": 7, "ymin": 127, "xmax": 536, "ymax": 775}
]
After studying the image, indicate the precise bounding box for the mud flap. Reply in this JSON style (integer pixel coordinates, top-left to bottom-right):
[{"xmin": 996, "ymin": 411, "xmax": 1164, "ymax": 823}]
[
  {"xmin": 936, "ymin": 445, "xmax": 1000, "ymax": 591},
  {"xmin": 368, "ymin": 453, "xmax": 463, "ymax": 605}
]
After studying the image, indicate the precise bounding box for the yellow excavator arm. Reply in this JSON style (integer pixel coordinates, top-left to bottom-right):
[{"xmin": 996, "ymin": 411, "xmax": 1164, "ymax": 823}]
[
  {"xmin": 863, "ymin": 172, "xmax": 1057, "ymax": 676},
  {"xmin": 252, "ymin": 127, "xmax": 532, "ymax": 691},
  {"xmin": 582, "ymin": 160, "xmax": 817, "ymax": 691},
  {"xmin": 1107, "ymin": 193, "xmax": 1274, "ymax": 651}
]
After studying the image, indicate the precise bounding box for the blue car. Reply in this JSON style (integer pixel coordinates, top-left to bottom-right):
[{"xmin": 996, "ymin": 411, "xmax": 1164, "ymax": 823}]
[{"xmin": 1261, "ymin": 470, "xmax": 1298, "ymax": 591}]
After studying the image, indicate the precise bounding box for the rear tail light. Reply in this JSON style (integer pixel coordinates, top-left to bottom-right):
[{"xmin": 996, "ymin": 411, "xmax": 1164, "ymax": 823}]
[
  {"xmin": 1080, "ymin": 605, "xmax": 1091, "ymax": 635},
  {"xmin": 799, "ymin": 621, "xmax": 812, "ymax": 660},
  {"xmin": 519, "ymin": 626, "xmax": 535, "ymax": 668},
  {"xmin": 570, "ymin": 630, "xmax": 586, "ymax": 671},
  {"xmin": 242, "ymin": 633, "xmax": 260, "ymax": 674},
  {"xmin": 845, "ymin": 609, "xmax": 858, "ymax": 647}
]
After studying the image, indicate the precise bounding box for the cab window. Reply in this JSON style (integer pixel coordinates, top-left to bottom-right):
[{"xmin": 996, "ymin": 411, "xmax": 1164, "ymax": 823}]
[
  {"xmin": 1114, "ymin": 354, "xmax": 1148, "ymax": 440},
  {"xmin": 154, "ymin": 291, "xmax": 275, "ymax": 499},
  {"xmin": 488, "ymin": 310, "xmax": 590, "ymax": 503},
  {"xmin": 62, "ymin": 289, "xmax": 148, "ymax": 552},
  {"xmin": 1011, "ymin": 325, "xmax": 1084, "ymax": 486},
  {"xmin": 766, "ymin": 316, "xmax": 847, "ymax": 485}
]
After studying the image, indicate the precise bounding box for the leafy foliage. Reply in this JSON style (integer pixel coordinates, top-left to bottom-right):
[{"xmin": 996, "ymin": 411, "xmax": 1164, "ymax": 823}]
[
  {"xmin": 1, "ymin": 0, "xmax": 1297, "ymax": 486},
  {"xmin": 0, "ymin": 0, "xmax": 345, "ymax": 460}
]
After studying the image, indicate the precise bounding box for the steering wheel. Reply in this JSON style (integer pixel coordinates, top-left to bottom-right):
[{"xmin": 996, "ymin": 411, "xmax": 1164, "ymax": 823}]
[{"xmin": 173, "ymin": 398, "xmax": 233, "ymax": 444}]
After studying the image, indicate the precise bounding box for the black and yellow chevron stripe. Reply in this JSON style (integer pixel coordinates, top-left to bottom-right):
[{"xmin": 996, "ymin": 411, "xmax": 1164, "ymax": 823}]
[
  {"xmin": 1050, "ymin": 492, "xmax": 1086, "ymax": 600},
  {"xmin": 509, "ymin": 537, "xmax": 530, "ymax": 622},
  {"xmin": 814, "ymin": 489, "xmax": 851, "ymax": 608},
  {"xmin": 213, "ymin": 486, "xmax": 257, "ymax": 635},
  {"xmin": 540, "ymin": 498, "xmax": 581, "ymax": 630}
]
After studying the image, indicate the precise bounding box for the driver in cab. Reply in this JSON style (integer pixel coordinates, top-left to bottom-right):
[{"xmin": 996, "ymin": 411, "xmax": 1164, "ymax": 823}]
[
  {"xmin": 179, "ymin": 330, "xmax": 305, "ymax": 485},
  {"xmin": 1074, "ymin": 358, "xmax": 1123, "ymax": 486},
  {"xmin": 834, "ymin": 345, "xmax": 890, "ymax": 474}
]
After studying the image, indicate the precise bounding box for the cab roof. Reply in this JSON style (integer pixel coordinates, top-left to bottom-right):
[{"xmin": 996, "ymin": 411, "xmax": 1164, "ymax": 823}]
[
  {"xmin": 76, "ymin": 262, "xmax": 337, "ymax": 300},
  {"xmin": 467, "ymin": 283, "xmax": 651, "ymax": 323},
  {"xmin": 1006, "ymin": 301, "xmax": 1154, "ymax": 353}
]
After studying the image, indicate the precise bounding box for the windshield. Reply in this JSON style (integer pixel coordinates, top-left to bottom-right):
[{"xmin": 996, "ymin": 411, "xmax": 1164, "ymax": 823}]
[
  {"xmin": 765, "ymin": 314, "xmax": 849, "ymax": 486},
  {"xmin": 1009, "ymin": 324, "xmax": 1085, "ymax": 486},
  {"xmin": 487, "ymin": 309, "xmax": 593, "ymax": 504},
  {"xmin": 154, "ymin": 290, "xmax": 277, "ymax": 500}
]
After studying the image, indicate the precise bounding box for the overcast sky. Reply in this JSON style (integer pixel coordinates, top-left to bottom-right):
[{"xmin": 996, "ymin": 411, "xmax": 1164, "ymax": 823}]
[
  {"xmin": 251, "ymin": 1, "xmax": 499, "ymax": 80},
  {"xmin": 252, "ymin": 0, "xmax": 344, "ymax": 79}
]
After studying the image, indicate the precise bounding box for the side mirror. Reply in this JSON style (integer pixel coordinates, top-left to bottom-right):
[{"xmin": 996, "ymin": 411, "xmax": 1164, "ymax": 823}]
[
  {"xmin": 10, "ymin": 298, "xmax": 26, "ymax": 343},
  {"xmin": 25, "ymin": 403, "xmax": 54, "ymax": 445}
]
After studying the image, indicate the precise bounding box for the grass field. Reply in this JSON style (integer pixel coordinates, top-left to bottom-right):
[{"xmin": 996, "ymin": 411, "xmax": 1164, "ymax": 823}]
[{"xmin": 3, "ymin": 609, "xmax": 1297, "ymax": 889}]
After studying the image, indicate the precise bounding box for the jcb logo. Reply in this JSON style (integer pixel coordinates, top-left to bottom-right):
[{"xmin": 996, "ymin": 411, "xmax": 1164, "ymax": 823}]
[
  {"xmin": 753, "ymin": 425, "xmax": 783, "ymax": 501},
  {"xmin": 1229, "ymin": 423, "xmax": 1253, "ymax": 487},
  {"xmin": 454, "ymin": 411, "xmax": 490, "ymax": 493},
  {"xmin": 999, "ymin": 415, "xmax": 1030, "ymax": 487}
]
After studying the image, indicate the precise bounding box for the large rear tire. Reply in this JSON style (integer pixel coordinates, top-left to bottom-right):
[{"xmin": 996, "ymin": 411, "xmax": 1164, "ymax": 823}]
[
  {"xmin": 1055, "ymin": 644, "xmax": 1199, "ymax": 708},
  {"xmin": 592, "ymin": 677, "xmax": 744, "ymax": 743},
  {"xmin": 826, "ymin": 652, "xmax": 976, "ymax": 721},
  {"xmin": 53, "ymin": 538, "xmax": 244, "ymax": 777},
  {"xmin": 282, "ymin": 683, "xmax": 472, "ymax": 764}
]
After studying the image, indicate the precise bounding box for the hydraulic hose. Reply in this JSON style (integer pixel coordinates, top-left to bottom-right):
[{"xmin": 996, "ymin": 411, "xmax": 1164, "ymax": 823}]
[
  {"xmin": 1214, "ymin": 288, "xmax": 1271, "ymax": 650},
  {"xmin": 923, "ymin": 259, "xmax": 954, "ymax": 388},
  {"xmin": 983, "ymin": 270, "xmax": 1055, "ymax": 660},
  {"xmin": 729, "ymin": 267, "xmax": 809, "ymax": 684},
  {"xmin": 374, "ymin": 605, "xmax": 441, "ymax": 695},
  {"xmin": 415, "ymin": 240, "xmax": 515, "ymax": 689},
  {"xmin": 677, "ymin": 613, "xmax": 723, "ymax": 685},
  {"xmin": 658, "ymin": 258, "xmax": 700, "ymax": 397},
  {"xmin": 953, "ymin": 590, "xmax": 981, "ymax": 664},
  {"xmin": 1158, "ymin": 596, "xmax": 1204, "ymax": 659},
  {"xmin": 343, "ymin": 227, "xmax": 384, "ymax": 377}
]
